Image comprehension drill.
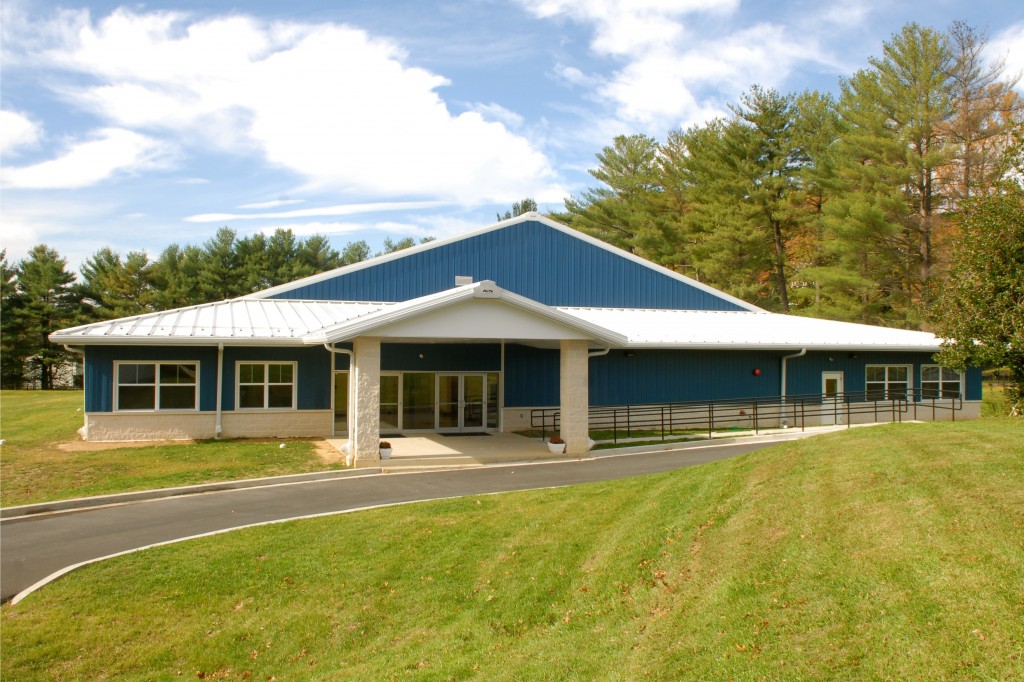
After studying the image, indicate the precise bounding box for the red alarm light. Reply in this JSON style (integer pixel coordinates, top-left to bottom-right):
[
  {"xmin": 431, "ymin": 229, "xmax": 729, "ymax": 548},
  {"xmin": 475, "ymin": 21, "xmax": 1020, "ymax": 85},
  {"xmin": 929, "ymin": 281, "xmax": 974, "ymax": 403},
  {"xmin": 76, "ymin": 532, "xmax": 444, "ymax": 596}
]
[{"xmin": 753, "ymin": 368, "xmax": 762, "ymax": 376}]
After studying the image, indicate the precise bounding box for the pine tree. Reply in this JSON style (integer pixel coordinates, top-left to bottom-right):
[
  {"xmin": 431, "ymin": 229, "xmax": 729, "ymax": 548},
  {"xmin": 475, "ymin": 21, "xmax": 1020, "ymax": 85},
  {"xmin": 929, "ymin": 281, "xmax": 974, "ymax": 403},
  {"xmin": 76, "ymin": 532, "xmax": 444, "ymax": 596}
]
[
  {"xmin": 9, "ymin": 246, "xmax": 83, "ymax": 389},
  {"xmin": 554, "ymin": 134, "xmax": 674, "ymax": 264},
  {"xmin": 825, "ymin": 24, "xmax": 954, "ymax": 326},
  {"xmin": 497, "ymin": 198, "xmax": 538, "ymax": 221},
  {"xmin": 80, "ymin": 247, "xmax": 154, "ymax": 318}
]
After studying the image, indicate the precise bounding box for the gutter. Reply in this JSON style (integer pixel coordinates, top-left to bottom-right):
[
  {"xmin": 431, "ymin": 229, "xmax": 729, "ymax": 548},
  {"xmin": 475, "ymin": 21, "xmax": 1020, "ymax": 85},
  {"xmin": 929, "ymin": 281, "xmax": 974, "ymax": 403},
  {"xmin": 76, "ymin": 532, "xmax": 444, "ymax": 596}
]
[
  {"xmin": 588, "ymin": 347, "xmax": 611, "ymax": 358},
  {"xmin": 780, "ymin": 348, "xmax": 807, "ymax": 427}
]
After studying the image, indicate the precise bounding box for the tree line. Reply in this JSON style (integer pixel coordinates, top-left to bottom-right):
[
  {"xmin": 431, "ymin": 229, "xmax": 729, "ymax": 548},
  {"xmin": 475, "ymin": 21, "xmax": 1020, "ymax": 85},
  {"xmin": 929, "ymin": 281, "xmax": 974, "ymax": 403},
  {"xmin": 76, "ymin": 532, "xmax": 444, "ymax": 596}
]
[
  {"xmin": 0, "ymin": 229, "xmax": 431, "ymax": 389},
  {"xmin": 3, "ymin": 21, "xmax": 1021, "ymax": 404},
  {"xmin": 553, "ymin": 22, "xmax": 1022, "ymax": 330}
]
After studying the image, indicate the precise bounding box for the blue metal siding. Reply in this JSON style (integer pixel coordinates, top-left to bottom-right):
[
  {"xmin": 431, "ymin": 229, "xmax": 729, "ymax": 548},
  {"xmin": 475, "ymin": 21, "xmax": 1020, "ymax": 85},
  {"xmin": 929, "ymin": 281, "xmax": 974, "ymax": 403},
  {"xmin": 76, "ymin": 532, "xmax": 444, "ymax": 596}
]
[
  {"xmin": 784, "ymin": 351, "xmax": 977, "ymax": 398},
  {"xmin": 223, "ymin": 346, "xmax": 331, "ymax": 411},
  {"xmin": 965, "ymin": 367, "xmax": 982, "ymax": 401},
  {"xmin": 84, "ymin": 346, "xmax": 219, "ymax": 413},
  {"xmin": 589, "ymin": 350, "xmax": 780, "ymax": 406},
  {"xmin": 273, "ymin": 221, "xmax": 744, "ymax": 311},
  {"xmin": 504, "ymin": 344, "xmax": 560, "ymax": 407},
  {"xmin": 504, "ymin": 347, "xmax": 982, "ymax": 408}
]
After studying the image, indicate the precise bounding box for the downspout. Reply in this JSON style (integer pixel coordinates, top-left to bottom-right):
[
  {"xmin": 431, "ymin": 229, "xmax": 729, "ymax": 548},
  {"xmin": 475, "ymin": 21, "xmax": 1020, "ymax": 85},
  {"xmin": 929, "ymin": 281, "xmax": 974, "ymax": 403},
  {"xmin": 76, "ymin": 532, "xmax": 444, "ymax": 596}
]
[
  {"xmin": 780, "ymin": 348, "xmax": 807, "ymax": 428},
  {"xmin": 324, "ymin": 343, "xmax": 354, "ymax": 455},
  {"xmin": 499, "ymin": 340, "xmax": 505, "ymax": 432},
  {"xmin": 63, "ymin": 345, "xmax": 87, "ymax": 439},
  {"xmin": 215, "ymin": 343, "xmax": 224, "ymax": 439},
  {"xmin": 588, "ymin": 347, "xmax": 611, "ymax": 358}
]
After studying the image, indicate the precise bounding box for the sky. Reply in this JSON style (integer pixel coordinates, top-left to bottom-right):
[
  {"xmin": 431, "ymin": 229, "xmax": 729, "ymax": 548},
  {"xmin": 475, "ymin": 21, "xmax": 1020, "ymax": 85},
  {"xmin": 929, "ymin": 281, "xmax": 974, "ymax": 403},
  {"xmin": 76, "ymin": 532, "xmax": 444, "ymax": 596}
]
[{"xmin": 2, "ymin": 0, "xmax": 1023, "ymax": 272}]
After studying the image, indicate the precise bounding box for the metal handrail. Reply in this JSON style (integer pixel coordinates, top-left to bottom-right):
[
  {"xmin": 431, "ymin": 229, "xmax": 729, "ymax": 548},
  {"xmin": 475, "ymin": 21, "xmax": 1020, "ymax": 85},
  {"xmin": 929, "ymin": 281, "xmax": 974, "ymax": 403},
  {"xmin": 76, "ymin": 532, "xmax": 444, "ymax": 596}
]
[{"xmin": 530, "ymin": 389, "xmax": 962, "ymax": 443}]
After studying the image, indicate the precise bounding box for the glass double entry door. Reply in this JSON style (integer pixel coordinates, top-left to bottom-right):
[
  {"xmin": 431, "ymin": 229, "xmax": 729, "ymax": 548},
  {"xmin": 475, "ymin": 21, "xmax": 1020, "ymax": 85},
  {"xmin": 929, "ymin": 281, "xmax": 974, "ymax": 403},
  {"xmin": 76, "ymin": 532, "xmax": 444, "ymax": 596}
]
[{"xmin": 379, "ymin": 372, "xmax": 498, "ymax": 433}]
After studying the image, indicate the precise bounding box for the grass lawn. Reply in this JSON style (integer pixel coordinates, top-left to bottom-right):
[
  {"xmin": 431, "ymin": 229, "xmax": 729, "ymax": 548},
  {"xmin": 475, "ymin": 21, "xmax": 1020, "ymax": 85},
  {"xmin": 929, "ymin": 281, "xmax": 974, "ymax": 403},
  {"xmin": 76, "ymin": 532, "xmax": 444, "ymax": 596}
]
[
  {"xmin": 2, "ymin": 418, "xmax": 1022, "ymax": 680},
  {"xmin": 0, "ymin": 390, "xmax": 342, "ymax": 507}
]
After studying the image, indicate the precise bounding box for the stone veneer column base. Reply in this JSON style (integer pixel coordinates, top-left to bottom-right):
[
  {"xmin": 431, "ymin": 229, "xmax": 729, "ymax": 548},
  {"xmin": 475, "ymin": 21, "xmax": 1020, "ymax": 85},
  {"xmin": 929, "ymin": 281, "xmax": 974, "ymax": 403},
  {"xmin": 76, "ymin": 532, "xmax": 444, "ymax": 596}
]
[
  {"xmin": 351, "ymin": 336, "xmax": 382, "ymax": 464},
  {"xmin": 560, "ymin": 340, "xmax": 590, "ymax": 456}
]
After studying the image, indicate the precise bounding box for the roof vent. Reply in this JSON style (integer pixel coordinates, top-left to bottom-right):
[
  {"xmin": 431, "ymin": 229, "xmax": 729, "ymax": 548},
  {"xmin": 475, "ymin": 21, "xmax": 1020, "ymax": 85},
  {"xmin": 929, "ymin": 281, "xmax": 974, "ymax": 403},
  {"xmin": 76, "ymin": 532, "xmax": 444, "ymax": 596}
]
[{"xmin": 455, "ymin": 275, "xmax": 473, "ymax": 286}]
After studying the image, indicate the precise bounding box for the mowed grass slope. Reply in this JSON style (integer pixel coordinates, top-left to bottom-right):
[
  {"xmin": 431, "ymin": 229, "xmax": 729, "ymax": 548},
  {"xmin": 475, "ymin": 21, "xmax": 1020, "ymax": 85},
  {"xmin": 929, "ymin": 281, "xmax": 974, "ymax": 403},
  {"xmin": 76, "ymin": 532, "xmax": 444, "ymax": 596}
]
[
  {"xmin": 0, "ymin": 390, "xmax": 339, "ymax": 507},
  {"xmin": 3, "ymin": 420, "xmax": 1022, "ymax": 680}
]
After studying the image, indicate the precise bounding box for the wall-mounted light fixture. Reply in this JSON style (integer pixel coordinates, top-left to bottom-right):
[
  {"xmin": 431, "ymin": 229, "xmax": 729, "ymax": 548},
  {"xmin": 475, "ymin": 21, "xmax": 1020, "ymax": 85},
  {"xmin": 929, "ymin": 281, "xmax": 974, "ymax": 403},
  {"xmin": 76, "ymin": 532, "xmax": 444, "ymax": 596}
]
[
  {"xmin": 624, "ymin": 351, "xmax": 636, "ymax": 358},
  {"xmin": 752, "ymin": 368, "xmax": 762, "ymax": 376}
]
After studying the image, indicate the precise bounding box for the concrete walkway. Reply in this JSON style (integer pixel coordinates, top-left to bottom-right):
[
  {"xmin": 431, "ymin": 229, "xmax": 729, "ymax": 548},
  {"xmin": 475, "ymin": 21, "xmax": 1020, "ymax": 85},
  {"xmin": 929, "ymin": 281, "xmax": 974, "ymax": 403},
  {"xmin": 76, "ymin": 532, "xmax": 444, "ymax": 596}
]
[{"xmin": 0, "ymin": 426, "xmax": 844, "ymax": 604}]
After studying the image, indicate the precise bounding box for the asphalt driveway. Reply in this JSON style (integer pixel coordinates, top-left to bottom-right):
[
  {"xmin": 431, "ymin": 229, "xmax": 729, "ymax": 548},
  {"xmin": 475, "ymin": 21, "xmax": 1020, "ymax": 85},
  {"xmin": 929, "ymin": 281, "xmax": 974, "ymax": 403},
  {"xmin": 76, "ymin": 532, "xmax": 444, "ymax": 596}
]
[{"xmin": 1, "ymin": 439, "xmax": 782, "ymax": 603}]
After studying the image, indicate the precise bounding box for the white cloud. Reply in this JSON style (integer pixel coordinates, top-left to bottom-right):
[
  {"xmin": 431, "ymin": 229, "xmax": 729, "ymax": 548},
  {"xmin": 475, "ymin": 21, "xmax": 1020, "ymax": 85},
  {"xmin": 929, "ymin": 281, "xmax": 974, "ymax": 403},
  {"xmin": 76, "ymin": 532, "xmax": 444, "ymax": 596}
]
[
  {"xmin": 257, "ymin": 221, "xmax": 366, "ymax": 237},
  {"xmin": 518, "ymin": 0, "xmax": 830, "ymax": 132},
  {"xmin": 185, "ymin": 200, "xmax": 453, "ymax": 223},
  {"xmin": 0, "ymin": 110, "xmax": 41, "ymax": 154},
  {"xmin": 21, "ymin": 9, "xmax": 562, "ymax": 203},
  {"xmin": 990, "ymin": 23, "xmax": 1024, "ymax": 84},
  {"xmin": 0, "ymin": 128, "xmax": 171, "ymax": 189},
  {"xmin": 466, "ymin": 103, "xmax": 525, "ymax": 129},
  {"xmin": 238, "ymin": 198, "xmax": 305, "ymax": 209},
  {"xmin": 520, "ymin": 0, "xmax": 738, "ymax": 57}
]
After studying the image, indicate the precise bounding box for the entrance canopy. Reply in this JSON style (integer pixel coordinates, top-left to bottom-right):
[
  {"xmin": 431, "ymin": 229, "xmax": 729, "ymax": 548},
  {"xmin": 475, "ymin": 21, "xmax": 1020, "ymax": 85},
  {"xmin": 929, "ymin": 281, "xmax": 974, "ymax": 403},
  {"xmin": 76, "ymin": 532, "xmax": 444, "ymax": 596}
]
[{"xmin": 307, "ymin": 280, "xmax": 628, "ymax": 348}]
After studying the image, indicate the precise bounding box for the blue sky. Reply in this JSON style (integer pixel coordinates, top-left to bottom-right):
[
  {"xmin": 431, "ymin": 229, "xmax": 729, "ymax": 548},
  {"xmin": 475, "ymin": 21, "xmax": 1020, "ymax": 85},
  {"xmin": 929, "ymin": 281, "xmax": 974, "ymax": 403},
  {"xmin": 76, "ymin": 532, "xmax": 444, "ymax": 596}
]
[{"xmin": 2, "ymin": 0, "xmax": 1022, "ymax": 271}]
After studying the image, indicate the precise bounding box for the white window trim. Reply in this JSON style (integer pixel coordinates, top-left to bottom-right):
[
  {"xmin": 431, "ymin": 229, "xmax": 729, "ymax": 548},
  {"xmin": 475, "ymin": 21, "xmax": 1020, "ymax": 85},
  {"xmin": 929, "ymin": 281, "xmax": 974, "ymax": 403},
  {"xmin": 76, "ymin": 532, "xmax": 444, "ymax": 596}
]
[
  {"xmin": 920, "ymin": 364, "xmax": 964, "ymax": 399},
  {"xmin": 864, "ymin": 364, "xmax": 913, "ymax": 401},
  {"xmin": 235, "ymin": 361, "xmax": 298, "ymax": 411},
  {"xmin": 114, "ymin": 361, "xmax": 200, "ymax": 412}
]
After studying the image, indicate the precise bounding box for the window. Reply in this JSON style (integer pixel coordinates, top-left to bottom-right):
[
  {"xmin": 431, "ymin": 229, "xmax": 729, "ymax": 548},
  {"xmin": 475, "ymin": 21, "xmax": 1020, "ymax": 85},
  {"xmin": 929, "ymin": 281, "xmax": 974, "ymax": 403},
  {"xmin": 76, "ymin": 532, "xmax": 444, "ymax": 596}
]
[
  {"xmin": 237, "ymin": 362, "xmax": 295, "ymax": 409},
  {"xmin": 922, "ymin": 366, "xmax": 962, "ymax": 399},
  {"xmin": 865, "ymin": 365, "xmax": 910, "ymax": 401},
  {"xmin": 116, "ymin": 362, "xmax": 198, "ymax": 411}
]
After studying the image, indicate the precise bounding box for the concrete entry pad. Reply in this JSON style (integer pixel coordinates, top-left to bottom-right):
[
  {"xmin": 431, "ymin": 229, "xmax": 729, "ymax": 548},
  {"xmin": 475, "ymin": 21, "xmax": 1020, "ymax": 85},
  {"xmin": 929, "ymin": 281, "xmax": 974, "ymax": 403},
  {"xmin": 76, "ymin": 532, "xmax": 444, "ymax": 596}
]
[{"xmin": 327, "ymin": 432, "xmax": 564, "ymax": 470}]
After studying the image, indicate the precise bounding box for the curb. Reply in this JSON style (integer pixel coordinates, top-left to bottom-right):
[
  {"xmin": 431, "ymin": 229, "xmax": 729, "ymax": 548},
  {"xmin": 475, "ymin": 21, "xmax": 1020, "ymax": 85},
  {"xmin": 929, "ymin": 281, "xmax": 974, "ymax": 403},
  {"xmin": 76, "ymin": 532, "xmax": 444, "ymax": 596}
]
[
  {"xmin": 0, "ymin": 427, "xmax": 837, "ymax": 521},
  {"xmin": 0, "ymin": 468, "xmax": 382, "ymax": 521}
]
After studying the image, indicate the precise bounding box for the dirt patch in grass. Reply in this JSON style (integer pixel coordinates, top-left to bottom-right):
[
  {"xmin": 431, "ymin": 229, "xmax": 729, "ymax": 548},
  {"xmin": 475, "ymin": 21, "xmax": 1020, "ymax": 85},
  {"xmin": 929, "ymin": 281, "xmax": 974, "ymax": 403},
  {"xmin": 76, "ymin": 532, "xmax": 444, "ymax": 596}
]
[{"xmin": 313, "ymin": 439, "xmax": 344, "ymax": 465}]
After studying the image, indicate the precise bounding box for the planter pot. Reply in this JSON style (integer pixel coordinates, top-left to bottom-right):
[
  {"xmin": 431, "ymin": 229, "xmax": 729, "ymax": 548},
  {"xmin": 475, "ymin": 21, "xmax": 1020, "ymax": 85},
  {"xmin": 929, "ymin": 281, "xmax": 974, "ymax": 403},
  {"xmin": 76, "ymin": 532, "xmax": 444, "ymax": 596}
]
[
  {"xmin": 547, "ymin": 442, "xmax": 566, "ymax": 455},
  {"xmin": 380, "ymin": 448, "xmax": 392, "ymax": 460}
]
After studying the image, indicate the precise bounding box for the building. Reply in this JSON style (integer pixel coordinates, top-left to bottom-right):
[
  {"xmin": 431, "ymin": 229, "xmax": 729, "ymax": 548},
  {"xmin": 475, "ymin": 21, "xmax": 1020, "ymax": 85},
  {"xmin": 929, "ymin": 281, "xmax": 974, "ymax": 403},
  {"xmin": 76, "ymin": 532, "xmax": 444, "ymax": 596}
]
[{"xmin": 50, "ymin": 214, "xmax": 980, "ymax": 462}]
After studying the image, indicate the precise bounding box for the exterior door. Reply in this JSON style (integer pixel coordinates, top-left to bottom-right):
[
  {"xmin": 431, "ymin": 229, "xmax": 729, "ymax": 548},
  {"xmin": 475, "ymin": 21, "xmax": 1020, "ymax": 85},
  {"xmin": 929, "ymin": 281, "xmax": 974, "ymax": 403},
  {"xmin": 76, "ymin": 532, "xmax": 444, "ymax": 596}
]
[
  {"xmin": 380, "ymin": 374, "xmax": 400, "ymax": 433},
  {"xmin": 333, "ymin": 371, "xmax": 348, "ymax": 435},
  {"xmin": 821, "ymin": 371, "xmax": 845, "ymax": 425},
  {"xmin": 438, "ymin": 374, "xmax": 460, "ymax": 430},
  {"xmin": 462, "ymin": 374, "xmax": 485, "ymax": 429},
  {"xmin": 437, "ymin": 373, "xmax": 487, "ymax": 431}
]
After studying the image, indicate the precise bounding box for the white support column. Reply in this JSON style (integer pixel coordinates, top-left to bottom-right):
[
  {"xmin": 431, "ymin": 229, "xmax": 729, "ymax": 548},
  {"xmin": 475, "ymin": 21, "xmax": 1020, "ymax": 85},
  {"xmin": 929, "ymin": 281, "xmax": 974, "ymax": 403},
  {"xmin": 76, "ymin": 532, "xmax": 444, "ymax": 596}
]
[
  {"xmin": 350, "ymin": 336, "xmax": 382, "ymax": 464},
  {"xmin": 560, "ymin": 339, "xmax": 590, "ymax": 456}
]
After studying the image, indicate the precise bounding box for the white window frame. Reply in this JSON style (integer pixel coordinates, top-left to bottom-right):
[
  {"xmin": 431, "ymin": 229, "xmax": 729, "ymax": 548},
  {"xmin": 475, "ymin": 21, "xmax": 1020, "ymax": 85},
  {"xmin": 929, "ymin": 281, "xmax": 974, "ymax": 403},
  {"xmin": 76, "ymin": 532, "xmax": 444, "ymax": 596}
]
[
  {"xmin": 235, "ymin": 361, "xmax": 297, "ymax": 411},
  {"xmin": 864, "ymin": 364, "xmax": 913, "ymax": 401},
  {"xmin": 114, "ymin": 361, "xmax": 199, "ymax": 412},
  {"xmin": 921, "ymin": 365, "xmax": 963, "ymax": 399}
]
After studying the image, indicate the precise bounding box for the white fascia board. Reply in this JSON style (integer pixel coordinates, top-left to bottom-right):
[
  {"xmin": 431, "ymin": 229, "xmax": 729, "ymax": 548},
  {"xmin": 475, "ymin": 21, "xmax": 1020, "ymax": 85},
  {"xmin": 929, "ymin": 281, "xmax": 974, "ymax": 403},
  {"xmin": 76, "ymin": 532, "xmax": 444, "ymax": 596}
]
[
  {"xmin": 244, "ymin": 213, "xmax": 762, "ymax": 312},
  {"xmin": 246, "ymin": 215, "xmax": 536, "ymax": 300}
]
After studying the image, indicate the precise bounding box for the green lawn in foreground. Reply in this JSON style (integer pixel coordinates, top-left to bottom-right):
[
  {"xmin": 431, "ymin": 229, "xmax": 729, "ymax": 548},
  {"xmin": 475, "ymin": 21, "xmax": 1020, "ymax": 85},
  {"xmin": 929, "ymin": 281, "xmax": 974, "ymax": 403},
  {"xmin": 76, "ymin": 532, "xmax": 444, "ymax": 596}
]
[
  {"xmin": 0, "ymin": 390, "xmax": 340, "ymax": 507},
  {"xmin": 2, "ymin": 419, "xmax": 1021, "ymax": 680}
]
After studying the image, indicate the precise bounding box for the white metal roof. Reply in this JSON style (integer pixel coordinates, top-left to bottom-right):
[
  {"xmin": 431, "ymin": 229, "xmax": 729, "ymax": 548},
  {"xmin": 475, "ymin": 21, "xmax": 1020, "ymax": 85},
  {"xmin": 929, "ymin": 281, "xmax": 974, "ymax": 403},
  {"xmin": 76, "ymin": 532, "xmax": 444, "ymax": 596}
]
[
  {"xmin": 51, "ymin": 285, "xmax": 942, "ymax": 352},
  {"xmin": 50, "ymin": 298, "xmax": 393, "ymax": 345},
  {"xmin": 558, "ymin": 308, "xmax": 942, "ymax": 351}
]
